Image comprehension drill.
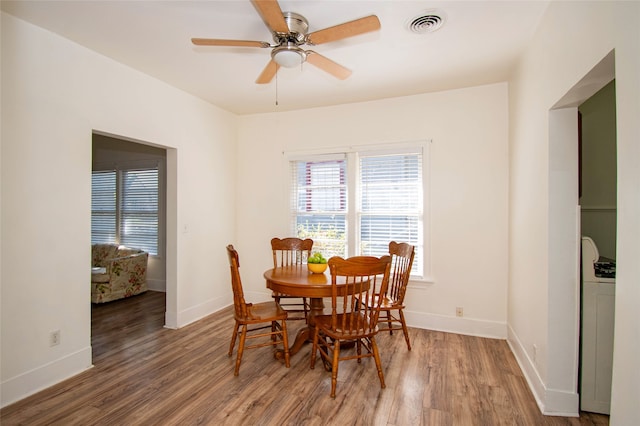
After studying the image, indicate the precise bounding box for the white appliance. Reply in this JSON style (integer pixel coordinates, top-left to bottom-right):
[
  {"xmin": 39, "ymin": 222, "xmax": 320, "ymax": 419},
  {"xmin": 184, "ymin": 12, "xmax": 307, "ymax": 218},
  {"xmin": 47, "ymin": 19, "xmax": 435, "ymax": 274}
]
[{"xmin": 580, "ymin": 236, "xmax": 615, "ymax": 414}]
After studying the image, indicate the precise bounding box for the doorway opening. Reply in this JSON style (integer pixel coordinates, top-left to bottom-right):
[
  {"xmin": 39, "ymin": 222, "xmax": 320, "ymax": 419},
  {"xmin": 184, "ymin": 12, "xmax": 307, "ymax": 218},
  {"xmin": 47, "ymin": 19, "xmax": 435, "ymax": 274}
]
[
  {"xmin": 548, "ymin": 50, "xmax": 615, "ymax": 417},
  {"xmin": 578, "ymin": 79, "xmax": 617, "ymax": 415},
  {"xmin": 91, "ymin": 132, "xmax": 168, "ymax": 363}
]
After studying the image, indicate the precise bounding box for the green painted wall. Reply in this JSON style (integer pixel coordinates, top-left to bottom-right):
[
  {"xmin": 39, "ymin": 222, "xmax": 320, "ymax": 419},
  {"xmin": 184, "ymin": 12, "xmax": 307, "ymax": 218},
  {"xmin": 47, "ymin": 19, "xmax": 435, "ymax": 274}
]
[{"xmin": 579, "ymin": 80, "xmax": 617, "ymax": 259}]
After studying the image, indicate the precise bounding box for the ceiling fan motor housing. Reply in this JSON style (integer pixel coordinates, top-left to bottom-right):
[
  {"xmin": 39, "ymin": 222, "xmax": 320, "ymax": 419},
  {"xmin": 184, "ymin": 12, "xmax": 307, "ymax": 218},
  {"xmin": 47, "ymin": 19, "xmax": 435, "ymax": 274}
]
[{"xmin": 273, "ymin": 12, "xmax": 309, "ymax": 45}]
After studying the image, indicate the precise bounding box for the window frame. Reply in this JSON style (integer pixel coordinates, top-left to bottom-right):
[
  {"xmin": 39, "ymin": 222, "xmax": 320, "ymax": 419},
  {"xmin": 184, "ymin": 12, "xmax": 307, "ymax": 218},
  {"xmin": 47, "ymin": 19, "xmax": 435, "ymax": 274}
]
[{"xmin": 286, "ymin": 140, "xmax": 431, "ymax": 282}]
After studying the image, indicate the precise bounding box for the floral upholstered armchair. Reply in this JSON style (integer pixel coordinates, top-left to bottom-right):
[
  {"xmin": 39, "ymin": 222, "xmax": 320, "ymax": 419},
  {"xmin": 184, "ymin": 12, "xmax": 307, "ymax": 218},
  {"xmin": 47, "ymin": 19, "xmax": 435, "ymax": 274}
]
[{"xmin": 91, "ymin": 243, "xmax": 149, "ymax": 303}]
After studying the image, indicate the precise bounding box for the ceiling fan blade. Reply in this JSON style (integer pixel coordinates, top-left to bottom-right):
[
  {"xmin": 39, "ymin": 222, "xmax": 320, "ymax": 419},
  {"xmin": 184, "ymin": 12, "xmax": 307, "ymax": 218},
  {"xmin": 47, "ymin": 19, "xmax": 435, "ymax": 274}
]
[
  {"xmin": 307, "ymin": 15, "xmax": 381, "ymax": 45},
  {"xmin": 251, "ymin": 0, "xmax": 289, "ymax": 34},
  {"xmin": 305, "ymin": 51, "xmax": 352, "ymax": 80},
  {"xmin": 256, "ymin": 60, "xmax": 280, "ymax": 84},
  {"xmin": 191, "ymin": 38, "xmax": 270, "ymax": 48}
]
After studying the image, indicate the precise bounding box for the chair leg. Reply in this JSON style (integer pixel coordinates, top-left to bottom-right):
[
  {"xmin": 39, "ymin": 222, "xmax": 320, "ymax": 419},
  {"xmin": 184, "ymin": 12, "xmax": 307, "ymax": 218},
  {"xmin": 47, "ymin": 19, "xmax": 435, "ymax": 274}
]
[
  {"xmin": 330, "ymin": 340, "xmax": 341, "ymax": 398},
  {"xmin": 234, "ymin": 325, "xmax": 248, "ymax": 376},
  {"xmin": 310, "ymin": 327, "xmax": 319, "ymax": 369},
  {"xmin": 399, "ymin": 309, "xmax": 411, "ymax": 350},
  {"xmin": 378, "ymin": 309, "xmax": 393, "ymax": 335},
  {"xmin": 228, "ymin": 322, "xmax": 239, "ymax": 357},
  {"xmin": 303, "ymin": 297, "xmax": 309, "ymax": 322},
  {"xmin": 371, "ymin": 336, "xmax": 386, "ymax": 389},
  {"xmin": 281, "ymin": 319, "xmax": 290, "ymax": 368}
]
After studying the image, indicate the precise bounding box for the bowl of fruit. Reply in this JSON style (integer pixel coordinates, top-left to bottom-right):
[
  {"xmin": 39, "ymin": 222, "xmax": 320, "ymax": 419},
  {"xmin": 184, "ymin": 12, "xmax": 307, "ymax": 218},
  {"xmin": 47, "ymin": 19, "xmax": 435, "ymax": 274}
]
[{"xmin": 307, "ymin": 252, "xmax": 328, "ymax": 274}]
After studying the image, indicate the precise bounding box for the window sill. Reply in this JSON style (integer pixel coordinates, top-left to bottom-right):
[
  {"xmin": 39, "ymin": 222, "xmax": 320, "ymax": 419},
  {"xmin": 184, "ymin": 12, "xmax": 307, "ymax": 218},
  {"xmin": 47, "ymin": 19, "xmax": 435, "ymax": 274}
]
[{"xmin": 407, "ymin": 277, "xmax": 434, "ymax": 290}]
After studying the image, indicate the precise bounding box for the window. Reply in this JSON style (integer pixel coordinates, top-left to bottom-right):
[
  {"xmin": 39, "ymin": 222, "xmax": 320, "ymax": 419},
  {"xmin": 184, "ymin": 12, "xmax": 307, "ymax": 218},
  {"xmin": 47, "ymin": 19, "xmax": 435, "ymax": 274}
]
[
  {"xmin": 358, "ymin": 152, "xmax": 423, "ymax": 263},
  {"xmin": 91, "ymin": 166, "xmax": 159, "ymax": 255},
  {"xmin": 91, "ymin": 171, "xmax": 117, "ymax": 244},
  {"xmin": 292, "ymin": 156, "xmax": 348, "ymax": 258},
  {"xmin": 289, "ymin": 143, "xmax": 427, "ymax": 278}
]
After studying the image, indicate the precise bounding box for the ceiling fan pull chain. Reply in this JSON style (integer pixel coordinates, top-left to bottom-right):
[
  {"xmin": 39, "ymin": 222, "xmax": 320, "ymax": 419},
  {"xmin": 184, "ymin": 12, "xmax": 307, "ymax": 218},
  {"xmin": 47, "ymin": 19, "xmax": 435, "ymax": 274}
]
[{"xmin": 275, "ymin": 69, "xmax": 279, "ymax": 106}]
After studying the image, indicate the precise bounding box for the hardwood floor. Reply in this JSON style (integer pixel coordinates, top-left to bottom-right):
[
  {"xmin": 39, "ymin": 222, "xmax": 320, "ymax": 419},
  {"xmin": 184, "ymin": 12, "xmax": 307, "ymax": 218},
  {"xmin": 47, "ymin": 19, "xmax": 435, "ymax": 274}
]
[{"xmin": 1, "ymin": 291, "xmax": 609, "ymax": 425}]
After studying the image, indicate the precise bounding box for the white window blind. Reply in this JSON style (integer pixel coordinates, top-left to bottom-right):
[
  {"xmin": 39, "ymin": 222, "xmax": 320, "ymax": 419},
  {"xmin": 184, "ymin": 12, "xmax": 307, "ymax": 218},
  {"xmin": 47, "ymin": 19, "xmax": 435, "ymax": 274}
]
[
  {"xmin": 120, "ymin": 169, "xmax": 159, "ymax": 254},
  {"xmin": 290, "ymin": 157, "xmax": 348, "ymax": 258},
  {"xmin": 358, "ymin": 152, "xmax": 423, "ymax": 276},
  {"xmin": 91, "ymin": 170, "xmax": 117, "ymax": 244}
]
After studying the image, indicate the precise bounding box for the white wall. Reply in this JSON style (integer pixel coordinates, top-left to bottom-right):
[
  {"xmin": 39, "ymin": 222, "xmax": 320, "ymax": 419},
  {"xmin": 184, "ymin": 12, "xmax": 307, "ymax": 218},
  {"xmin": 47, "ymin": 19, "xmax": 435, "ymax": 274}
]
[
  {"xmin": 237, "ymin": 83, "xmax": 510, "ymax": 338},
  {"xmin": 1, "ymin": 13, "xmax": 237, "ymax": 406},
  {"xmin": 609, "ymin": 3, "xmax": 640, "ymax": 424},
  {"xmin": 508, "ymin": 1, "xmax": 640, "ymax": 422}
]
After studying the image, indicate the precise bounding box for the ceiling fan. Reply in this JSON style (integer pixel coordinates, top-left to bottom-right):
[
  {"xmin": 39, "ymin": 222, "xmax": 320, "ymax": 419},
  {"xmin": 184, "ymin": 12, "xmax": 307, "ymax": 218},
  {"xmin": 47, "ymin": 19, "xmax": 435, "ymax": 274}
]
[{"xmin": 191, "ymin": 0, "xmax": 381, "ymax": 84}]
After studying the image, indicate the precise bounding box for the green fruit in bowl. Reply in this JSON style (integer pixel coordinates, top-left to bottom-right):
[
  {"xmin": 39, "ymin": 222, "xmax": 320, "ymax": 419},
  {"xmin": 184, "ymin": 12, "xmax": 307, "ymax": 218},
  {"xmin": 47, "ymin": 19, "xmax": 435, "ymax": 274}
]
[{"xmin": 308, "ymin": 252, "xmax": 327, "ymax": 264}]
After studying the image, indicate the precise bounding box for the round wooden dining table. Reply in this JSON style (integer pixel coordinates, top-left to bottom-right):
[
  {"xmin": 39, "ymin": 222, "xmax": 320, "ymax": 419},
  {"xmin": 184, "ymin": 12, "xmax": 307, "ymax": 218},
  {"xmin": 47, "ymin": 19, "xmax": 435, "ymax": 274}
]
[{"xmin": 264, "ymin": 265, "xmax": 350, "ymax": 358}]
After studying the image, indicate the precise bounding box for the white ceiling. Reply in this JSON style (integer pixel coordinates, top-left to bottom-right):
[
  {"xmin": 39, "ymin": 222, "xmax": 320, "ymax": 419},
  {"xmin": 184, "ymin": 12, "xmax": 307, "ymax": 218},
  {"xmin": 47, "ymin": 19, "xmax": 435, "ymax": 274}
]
[{"xmin": 1, "ymin": 0, "xmax": 549, "ymax": 115}]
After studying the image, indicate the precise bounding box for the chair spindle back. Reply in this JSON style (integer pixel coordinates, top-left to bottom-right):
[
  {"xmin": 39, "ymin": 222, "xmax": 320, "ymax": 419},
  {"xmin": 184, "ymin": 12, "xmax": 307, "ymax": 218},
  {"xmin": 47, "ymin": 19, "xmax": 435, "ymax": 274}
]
[
  {"xmin": 387, "ymin": 241, "xmax": 415, "ymax": 304},
  {"xmin": 226, "ymin": 245, "xmax": 248, "ymax": 319},
  {"xmin": 328, "ymin": 255, "xmax": 392, "ymax": 334},
  {"xmin": 271, "ymin": 237, "xmax": 313, "ymax": 267}
]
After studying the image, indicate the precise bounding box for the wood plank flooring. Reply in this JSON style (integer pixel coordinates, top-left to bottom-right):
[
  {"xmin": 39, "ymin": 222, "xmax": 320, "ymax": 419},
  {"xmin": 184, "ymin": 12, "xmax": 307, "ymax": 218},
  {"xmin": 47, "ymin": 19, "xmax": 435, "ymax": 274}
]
[{"xmin": 1, "ymin": 291, "xmax": 609, "ymax": 425}]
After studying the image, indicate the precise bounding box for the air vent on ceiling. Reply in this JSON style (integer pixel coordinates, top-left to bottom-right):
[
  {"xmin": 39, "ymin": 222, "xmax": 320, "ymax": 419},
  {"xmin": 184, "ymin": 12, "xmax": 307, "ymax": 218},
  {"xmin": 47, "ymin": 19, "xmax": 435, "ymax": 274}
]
[{"xmin": 408, "ymin": 12, "xmax": 445, "ymax": 34}]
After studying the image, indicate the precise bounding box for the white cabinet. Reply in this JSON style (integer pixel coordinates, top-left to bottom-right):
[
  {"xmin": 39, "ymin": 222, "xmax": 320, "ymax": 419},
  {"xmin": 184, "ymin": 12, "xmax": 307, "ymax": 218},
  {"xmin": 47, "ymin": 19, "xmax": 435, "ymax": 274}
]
[{"xmin": 580, "ymin": 236, "xmax": 615, "ymax": 414}]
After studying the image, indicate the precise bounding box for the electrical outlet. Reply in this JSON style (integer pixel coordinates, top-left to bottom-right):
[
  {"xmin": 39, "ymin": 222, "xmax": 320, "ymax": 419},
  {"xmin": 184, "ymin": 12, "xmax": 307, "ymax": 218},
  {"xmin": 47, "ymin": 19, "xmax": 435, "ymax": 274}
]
[
  {"xmin": 456, "ymin": 307, "xmax": 463, "ymax": 317},
  {"xmin": 50, "ymin": 330, "xmax": 61, "ymax": 346}
]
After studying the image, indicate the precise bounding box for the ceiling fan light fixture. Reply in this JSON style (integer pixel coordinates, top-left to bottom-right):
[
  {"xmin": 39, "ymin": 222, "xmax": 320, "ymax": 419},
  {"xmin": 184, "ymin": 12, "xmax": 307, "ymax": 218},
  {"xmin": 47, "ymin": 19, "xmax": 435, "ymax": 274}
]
[{"xmin": 272, "ymin": 45, "xmax": 306, "ymax": 68}]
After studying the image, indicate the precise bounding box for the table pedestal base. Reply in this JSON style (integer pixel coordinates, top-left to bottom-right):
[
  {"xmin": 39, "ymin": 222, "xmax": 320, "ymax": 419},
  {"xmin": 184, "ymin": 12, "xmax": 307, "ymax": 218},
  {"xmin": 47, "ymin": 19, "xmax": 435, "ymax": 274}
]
[
  {"xmin": 274, "ymin": 298, "xmax": 337, "ymax": 371},
  {"xmin": 275, "ymin": 297, "xmax": 323, "ymax": 358}
]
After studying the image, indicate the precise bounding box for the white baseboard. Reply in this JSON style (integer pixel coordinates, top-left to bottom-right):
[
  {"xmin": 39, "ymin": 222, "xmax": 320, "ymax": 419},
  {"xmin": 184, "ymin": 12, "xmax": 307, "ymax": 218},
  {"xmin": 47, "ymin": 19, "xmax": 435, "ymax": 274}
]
[
  {"xmin": 404, "ymin": 309, "xmax": 508, "ymax": 339},
  {"xmin": 542, "ymin": 389, "xmax": 580, "ymax": 417},
  {"xmin": 173, "ymin": 295, "xmax": 230, "ymax": 328},
  {"xmin": 507, "ymin": 324, "xmax": 579, "ymax": 417},
  {"xmin": 146, "ymin": 278, "xmax": 165, "ymax": 292},
  {"xmin": 1, "ymin": 346, "xmax": 93, "ymax": 409}
]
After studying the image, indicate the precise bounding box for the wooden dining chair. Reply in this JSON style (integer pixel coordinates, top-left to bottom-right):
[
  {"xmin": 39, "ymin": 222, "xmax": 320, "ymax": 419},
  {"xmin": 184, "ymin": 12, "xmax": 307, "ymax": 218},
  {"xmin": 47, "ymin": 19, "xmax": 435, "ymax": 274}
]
[
  {"xmin": 226, "ymin": 245, "xmax": 290, "ymax": 376},
  {"xmin": 270, "ymin": 237, "xmax": 313, "ymax": 321},
  {"xmin": 377, "ymin": 241, "xmax": 416, "ymax": 350},
  {"xmin": 310, "ymin": 255, "xmax": 392, "ymax": 398}
]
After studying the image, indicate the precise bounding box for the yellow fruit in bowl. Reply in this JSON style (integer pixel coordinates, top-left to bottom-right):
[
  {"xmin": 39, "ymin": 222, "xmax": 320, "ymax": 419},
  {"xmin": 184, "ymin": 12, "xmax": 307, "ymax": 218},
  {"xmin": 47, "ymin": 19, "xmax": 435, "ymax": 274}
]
[{"xmin": 307, "ymin": 263, "xmax": 328, "ymax": 274}]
